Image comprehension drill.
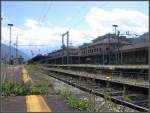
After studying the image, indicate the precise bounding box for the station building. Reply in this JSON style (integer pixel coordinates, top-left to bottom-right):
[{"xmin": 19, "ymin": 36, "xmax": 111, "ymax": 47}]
[
  {"xmin": 47, "ymin": 33, "xmax": 149, "ymax": 65},
  {"xmin": 48, "ymin": 46, "xmax": 80, "ymax": 64}
]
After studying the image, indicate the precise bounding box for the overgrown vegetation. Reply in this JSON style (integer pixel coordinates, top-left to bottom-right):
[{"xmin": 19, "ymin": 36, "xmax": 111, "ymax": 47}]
[
  {"xmin": 56, "ymin": 90, "xmax": 91, "ymax": 111},
  {"xmin": 1, "ymin": 80, "xmax": 54, "ymax": 96},
  {"xmin": 1, "ymin": 64, "xmax": 135, "ymax": 112}
]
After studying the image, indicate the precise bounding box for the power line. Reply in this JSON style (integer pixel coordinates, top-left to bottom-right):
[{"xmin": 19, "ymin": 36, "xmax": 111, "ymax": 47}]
[
  {"xmin": 37, "ymin": 2, "xmax": 53, "ymax": 31},
  {"xmin": 34, "ymin": 2, "xmax": 53, "ymax": 40},
  {"xmin": 63, "ymin": 4, "xmax": 87, "ymax": 28},
  {"xmin": 17, "ymin": 45, "xmax": 45, "ymax": 46},
  {"xmin": 67, "ymin": 2, "xmax": 109, "ymax": 30},
  {"xmin": 38, "ymin": 4, "xmax": 48, "ymax": 24}
]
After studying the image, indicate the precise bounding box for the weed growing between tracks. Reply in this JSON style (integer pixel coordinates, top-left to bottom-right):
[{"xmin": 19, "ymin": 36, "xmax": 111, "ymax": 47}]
[
  {"xmin": 25, "ymin": 65, "xmax": 137, "ymax": 112},
  {"xmin": 56, "ymin": 89, "xmax": 91, "ymax": 111}
]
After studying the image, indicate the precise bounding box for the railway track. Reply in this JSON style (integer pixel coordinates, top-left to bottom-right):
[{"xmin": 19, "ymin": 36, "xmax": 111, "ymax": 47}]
[
  {"xmin": 43, "ymin": 65, "xmax": 149, "ymax": 88},
  {"xmin": 41, "ymin": 67, "xmax": 149, "ymax": 112},
  {"xmin": 42, "ymin": 67, "xmax": 148, "ymax": 89},
  {"xmin": 44, "ymin": 64, "xmax": 149, "ymax": 70}
]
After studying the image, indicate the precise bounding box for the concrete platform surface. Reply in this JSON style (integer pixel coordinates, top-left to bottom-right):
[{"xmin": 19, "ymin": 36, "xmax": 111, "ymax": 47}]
[
  {"xmin": 1, "ymin": 96, "xmax": 26, "ymax": 112},
  {"xmin": 1, "ymin": 95, "xmax": 75, "ymax": 112}
]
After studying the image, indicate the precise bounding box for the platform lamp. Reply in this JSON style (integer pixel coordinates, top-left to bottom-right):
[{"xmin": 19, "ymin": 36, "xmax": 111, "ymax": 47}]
[
  {"xmin": 8, "ymin": 23, "xmax": 14, "ymax": 64},
  {"xmin": 112, "ymin": 25, "xmax": 118, "ymax": 35},
  {"xmin": 112, "ymin": 25, "xmax": 118, "ymax": 64}
]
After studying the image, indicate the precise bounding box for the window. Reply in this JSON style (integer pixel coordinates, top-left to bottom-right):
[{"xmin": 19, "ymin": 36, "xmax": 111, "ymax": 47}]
[
  {"xmin": 91, "ymin": 49, "xmax": 93, "ymax": 53},
  {"xmin": 99, "ymin": 48, "xmax": 101, "ymax": 51},
  {"xmin": 106, "ymin": 48, "xmax": 109, "ymax": 51}
]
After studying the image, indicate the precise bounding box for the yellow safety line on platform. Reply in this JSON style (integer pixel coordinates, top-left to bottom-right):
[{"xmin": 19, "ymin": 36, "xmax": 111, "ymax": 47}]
[
  {"xmin": 22, "ymin": 66, "xmax": 33, "ymax": 83},
  {"xmin": 26, "ymin": 95, "xmax": 52, "ymax": 112},
  {"xmin": 22, "ymin": 66, "xmax": 52, "ymax": 112}
]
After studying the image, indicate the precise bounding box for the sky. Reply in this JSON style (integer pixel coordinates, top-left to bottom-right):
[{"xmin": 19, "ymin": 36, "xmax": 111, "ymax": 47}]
[{"xmin": 1, "ymin": 1, "xmax": 149, "ymax": 57}]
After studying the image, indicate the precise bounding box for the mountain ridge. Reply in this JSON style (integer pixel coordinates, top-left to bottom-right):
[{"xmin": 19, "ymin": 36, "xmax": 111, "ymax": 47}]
[{"xmin": 1, "ymin": 43, "xmax": 29, "ymax": 61}]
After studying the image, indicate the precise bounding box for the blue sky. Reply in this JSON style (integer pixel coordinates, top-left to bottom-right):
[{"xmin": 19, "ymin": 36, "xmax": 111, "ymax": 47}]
[
  {"xmin": 2, "ymin": 1, "xmax": 148, "ymax": 28},
  {"xmin": 1, "ymin": 1, "xmax": 149, "ymax": 57}
]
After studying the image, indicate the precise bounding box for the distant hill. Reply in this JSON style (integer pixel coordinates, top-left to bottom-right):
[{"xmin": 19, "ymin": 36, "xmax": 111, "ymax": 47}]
[
  {"xmin": 131, "ymin": 32, "xmax": 149, "ymax": 44},
  {"xmin": 1, "ymin": 43, "xmax": 29, "ymax": 61}
]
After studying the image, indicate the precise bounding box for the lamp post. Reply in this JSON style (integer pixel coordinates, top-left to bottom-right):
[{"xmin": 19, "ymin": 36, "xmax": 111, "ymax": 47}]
[
  {"xmin": 108, "ymin": 33, "xmax": 111, "ymax": 64},
  {"xmin": 67, "ymin": 31, "xmax": 69, "ymax": 64},
  {"xmin": 8, "ymin": 24, "xmax": 14, "ymax": 64},
  {"xmin": 117, "ymin": 30, "xmax": 120, "ymax": 64},
  {"xmin": 112, "ymin": 25, "xmax": 118, "ymax": 64},
  {"xmin": 112, "ymin": 25, "xmax": 118, "ymax": 35}
]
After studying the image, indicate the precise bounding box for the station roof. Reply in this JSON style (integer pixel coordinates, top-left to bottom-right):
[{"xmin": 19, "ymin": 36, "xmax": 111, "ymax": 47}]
[
  {"xmin": 91, "ymin": 37, "xmax": 131, "ymax": 46},
  {"xmin": 117, "ymin": 42, "xmax": 149, "ymax": 52},
  {"xmin": 123, "ymin": 42, "xmax": 148, "ymax": 49}
]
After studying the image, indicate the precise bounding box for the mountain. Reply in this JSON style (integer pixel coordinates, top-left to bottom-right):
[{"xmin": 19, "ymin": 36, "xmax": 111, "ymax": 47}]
[
  {"xmin": 1, "ymin": 43, "xmax": 29, "ymax": 61},
  {"xmin": 131, "ymin": 32, "xmax": 149, "ymax": 44}
]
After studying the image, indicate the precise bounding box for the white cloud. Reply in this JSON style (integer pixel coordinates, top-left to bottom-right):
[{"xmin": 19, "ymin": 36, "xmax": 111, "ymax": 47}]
[
  {"xmin": 1, "ymin": 19, "xmax": 88, "ymax": 55},
  {"xmin": 2, "ymin": 8, "xmax": 148, "ymax": 56},
  {"xmin": 85, "ymin": 8, "xmax": 148, "ymax": 36},
  {"xmin": 24, "ymin": 18, "xmax": 39, "ymax": 28}
]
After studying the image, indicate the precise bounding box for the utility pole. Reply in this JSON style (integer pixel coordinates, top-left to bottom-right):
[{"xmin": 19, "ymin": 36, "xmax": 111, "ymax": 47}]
[
  {"xmin": 112, "ymin": 24, "xmax": 118, "ymax": 64},
  {"xmin": 15, "ymin": 35, "xmax": 18, "ymax": 64},
  {"xmin": 67, "ymin": 31, "xmax": 69, "ymax": 64},
  {"xmin": 117, "ymin": 30, "xmax": 120, "ymax": 64},
  {"xmin": 108, "ymin": 33, "xmax": 111, "ymax": 64},
  {"xmin": 8, "ymin": 24, "xmax": 14, "ymax": 64},
  {"xmin": 62, "ymin": 31, "xmax": 69, "ymax": 64},
  {"xmin": 69, "ymin": 43, "xmax": 72, "ymax": 64},
  {"xmin": 62, "ymin": 34, "xmax": 64, "ymax": 64},
  {"xmin": 62, "ymin": 35, "xmax": 64, "ymax": 48}
]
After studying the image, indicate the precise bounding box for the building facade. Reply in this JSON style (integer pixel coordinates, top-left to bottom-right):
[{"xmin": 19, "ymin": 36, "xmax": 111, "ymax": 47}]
[
  {"xmin": 47, "ymin": 33, "xmax": 148, "ymax": 65},
  {"xmin": 48, "ymin": 47, "xmax": 80, "ymax": 64}
]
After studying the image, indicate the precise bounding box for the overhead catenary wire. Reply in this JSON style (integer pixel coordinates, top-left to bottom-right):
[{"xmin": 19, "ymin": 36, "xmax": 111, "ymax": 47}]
[
  {"xmin": 59, "ymin": 2, "xmax": 109, "ymax": 47},
  {"xmin": 35, "ymin": 1, "xmax": 53, "ymax": 37},
  {"xmin": 66, "ymin": 2, "xmax": 109, "ymax": 31},
  {"xmin": 27, "ymin": 2, "xmax": 53, "ymax": 56},
  {"xmin": 23, "ymin": 2, "xmax": 109, "ymax": 58},
  {"xmin": 33, "ymin": 2, "xmax": 53, "ymax": 42},
  {"xmin": 62, "ymin": 3, "xmax": 87, "ymax": 28}
]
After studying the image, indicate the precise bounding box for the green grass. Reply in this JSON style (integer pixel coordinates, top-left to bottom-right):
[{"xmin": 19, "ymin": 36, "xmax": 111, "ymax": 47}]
[
  {"xmin": 1, "ymin": 80, "xmax": 54, "ymax": 96},
  {"xmin": 56, "ymin": 90, "xmax": 91, "ymax": 111},
  {"xmin": 1, "ymin": 80, "xmax": 91, "ymax": 111},
  {"xmin": 25, "ymin": 65, "xmax": 54, "ymax": 86}
]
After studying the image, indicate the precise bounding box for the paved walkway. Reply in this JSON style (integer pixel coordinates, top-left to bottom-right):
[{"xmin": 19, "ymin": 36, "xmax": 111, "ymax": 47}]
[
  {"xmin": 1, "ymin": 65, "xmax": 74, "ymax": 112},
  {"xmin": 1, "ymin": 96, "xmax": 26, "ymax": 112},
  {"xmin": 22, "ymin": 66, "xmax": 52, "ymax": 112}
]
